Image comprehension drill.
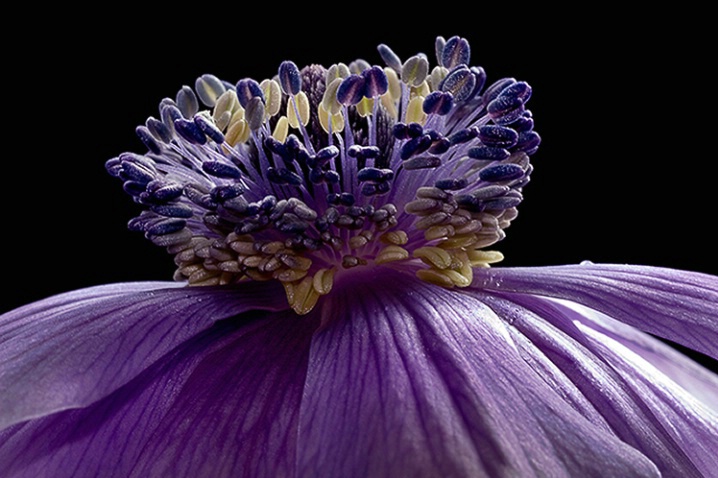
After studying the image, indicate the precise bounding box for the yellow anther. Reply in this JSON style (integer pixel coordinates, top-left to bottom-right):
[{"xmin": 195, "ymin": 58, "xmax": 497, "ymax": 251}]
[
  {"xmin": 213, "ymin": 90, "xmax": 240, "ymax": 126},
  {"xmin": 260, "ymin": 241, "xmax": 285, "ymax": 255},
  {"xmin": 275, "ymin": 268, "xmax": 308, "ymax": 282},
  {"xmin": 260, "ymin": 79, "xmax": 282, "ymax": 118},
  {"xmin": 442, "ymin": 268, "xmax": 472, "ymax": 287},
  {"xmin": 416, "ymin": 268, "xmax": 455, "ymax": 288},
  {"xmin": 244, "ymin": 269, "xmax": 274, "ymax": 281},
  {"xmin": 188, "ymin": 267, "xmax": 220, "ymax": 285},
  {"xmin": 375, "ymin": 245, "xmax": 410, "ymax": 264},
  {"xmin": 289, "ymin": 275, "xmax": 321, "ymax": 315},
  {"xmin": 428, "ymin": 66, "xmax": 449, "ymax": 90},
  {"xmin": 413, "ymin": 246, "xmax": 453, "ymax": 269},
  {"xmin": 424, "ymin": 225, "xmax": 455, "ymax": 241},
  {"xmin": 242, "ymin": 255, "xmax": 264, "ymax": 268},
  {"xmin": 286, "ymin": 91, "xmax": 310, "ymax": 129},
  {"xmin": 411, "ymin": 81, "xmax": 431, "ymax": 99},
  {"xmin": 319, "ymin": 104, "xmax": 345, "ymax": 134},
  {"xmin": 228, "ymin": 237, "xmax": 257, "ymax": 255},
  {"xmin": 180, "ymin": 263, "xmax": 203, "ymax": 277},
  {"xmin": 225, "ymin": 119, "xmax": 249, "ymax": 146},
  {"xmin": 356, "ymin": 97, "xmax": 374, "ymax": 117},
  {"xmin": 453, "ymin": 220, "xmax": 482, "ymax": 235},
  {"xmin": 467, "ymin": 250, "xmax": 504, "ymax": 267},
  {"xmin": 272, "ymin": 116, "xmax": 289, "ymax": 142},
  {"xmin": 327, "ymin": 63, "xmax": 351, "ymax": 83},
  {"xmin": 209, "ymin": 247, "xmax": 235, "ymax": 262},
  {"xmin": 322, "ymin": 77, "xmax": 344, "ymax": 115},
  {"xmin": 349, "ymin": 234, "xmax": 369, "ymax": 249},
  {"xmin": 312, "ymin": 268, "xmax": 336, "ymax": 295},
  {"xmin": 406, "ymin": 96, "xmax": 427, "ymax": 125},
  {"xmin": 380, "ymin": 230, "xmax": 408, "ymax": 245},
  {"xmin": 380, "ymin": 94, "xmax": 398, "ymax": 119},
  {"xmin": 218, "ymin": 261, "xmax": 242, "ymax": 273},
  {"xmin": 279, "ymin": 253, "xmax": 312, "ymax": 271},
  {"xmin": 440, "ymin": 234, "xmax": 480, "ymax": 249},
  {"xmin": 385, "ymin": 67, "xmax": 401, "ymax": 100}
]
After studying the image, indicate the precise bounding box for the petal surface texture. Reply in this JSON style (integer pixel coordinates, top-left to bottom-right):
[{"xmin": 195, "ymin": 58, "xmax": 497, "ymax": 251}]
[
  {"xmin": 0, "ymin": 281, "xmax": 287, "ymax": 428},
  {"xmin": 475, "ymin": 264, "xmax": 718, "ymax": 360},
  {"xmin": 0, "ymin": 309, "xmax": 318, "ymax": 477},
  {"xmin": 297, "ymin": 270, "xmax": 662, "ymax": 478}
]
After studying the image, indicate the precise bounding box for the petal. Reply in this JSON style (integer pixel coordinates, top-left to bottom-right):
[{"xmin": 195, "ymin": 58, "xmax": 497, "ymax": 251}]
[
  {"xmin": 474, "ymin": 264, "xmax": 718, "ymax": 361},
  {"xmin": 0, "ymin": 280, "xmax": 288, "ymax": 428},
  {"xmin": 297, "ymin": 270, "xmax": 659, "ymax": 478},
  {"xmin": 0, "ymin": 310, "xmax": 317, "ymax": 478},
  {"xmin": 472, "ymin": 290, "xmax": 718, "ymax": 477}
]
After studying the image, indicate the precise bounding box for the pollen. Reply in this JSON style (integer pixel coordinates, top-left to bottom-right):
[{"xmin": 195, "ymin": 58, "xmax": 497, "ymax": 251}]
[{"xmin": 107, "ymin": 35, "xmax": 540, "ymax": 315}]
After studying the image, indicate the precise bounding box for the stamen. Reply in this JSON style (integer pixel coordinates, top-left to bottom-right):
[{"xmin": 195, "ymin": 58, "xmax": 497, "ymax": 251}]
[{"xmin": 108, "ymin": 35, "xmax": 539, "ymax": 314}]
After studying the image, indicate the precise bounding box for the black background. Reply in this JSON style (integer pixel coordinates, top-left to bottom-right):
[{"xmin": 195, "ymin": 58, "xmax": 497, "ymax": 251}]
[{"xmin": 2, "ymin": 12, "xmax": 715, "ymax": 369}]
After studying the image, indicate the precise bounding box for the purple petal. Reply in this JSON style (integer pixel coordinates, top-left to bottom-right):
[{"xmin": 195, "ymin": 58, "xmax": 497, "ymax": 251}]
[
  {"xmin": 0, "ymin": 280, "xmax": 288, "ymax": 428},
  {"xmin": 472, "ymin": 290, "xmax": 718, "ymax": 477},
  {"xmin": 297, "ymin": 270, "xmax": 659, "ymax": 478},
  {"xmin": 0, "ymin": 310, "xmax": 317, "ymax": 478},
  {"xmin": 474, "ymin": 263, "xmax": 718, "ymax": 361}
]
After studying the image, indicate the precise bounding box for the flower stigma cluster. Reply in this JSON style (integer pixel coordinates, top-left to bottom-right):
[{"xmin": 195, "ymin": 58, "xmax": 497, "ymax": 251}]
[{"xmin": 106, "ymin": 36, "xmax": 540, "ymax": 315}]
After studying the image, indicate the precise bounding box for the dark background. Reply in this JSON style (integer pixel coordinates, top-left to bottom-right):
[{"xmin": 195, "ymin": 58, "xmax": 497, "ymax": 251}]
[{"xmin": 2, "ymin": 12, "xmax": 715, "ymax": 368}]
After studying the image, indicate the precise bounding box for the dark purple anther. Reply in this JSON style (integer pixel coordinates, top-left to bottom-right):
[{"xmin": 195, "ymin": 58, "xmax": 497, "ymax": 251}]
[
  {"xmin": 429, "ymin": 138, "xmax": 451, "ymax": 155},
  {"xmin": 423, "ymin": 91, "xmax": 454, "ymax": 115},
  {"xmin": 149, "ymin": 183, "xmax": 184, "ymax": 202},
  {"xmin": 174, "ymin": 119, "xmax": 207, "ymax": 145},
  {"xmin": 315, "ymin": 145, "xmax": 340, "ymax": 162},
  {"xmin": 278, "ymin": 61, "xmax": 302, "ymax": 95},
  {"xmin": 176, "ymin": 86, "xmax": 199, "ymax": 119},
  {"xmin": 194, "ymin": 115, "xmax": 225, "ymax": 144},
  {"xmin": 449, "ymin": 127, "xmax": 479, "ymax": 145},
  {"xmin": 440, "ymin": 66, "xmax": 477, "ymax": 103},
  {"xmin": 202, "ymin": 160, "xmax": 242, "ymax": 179},
  {"xmin": 403, "ymin": 155, "xmax": 442, "ymax": 170},
  {"xmin": 151, "ymin": 204, "xmax": 194, "ymax": 219},
  {"xmin": 210, "ymin": 184, "xmax": 244, "ymax": 202},
  {"xmin": 468, "ymin": 146, "xmax": 511, "ymax": 161},
  {"xmin": 377, "ymin": 44, "xmax": 402, "ymax": 72},
  {"xmin": 407, "ymin": 122, "xmax": 424, "ymax": 138},
  {"xmin": 400, "ymin": 135, "xmax": 433, "ymax": 160},
  {"xmin": 482, "ymin": 195, "xmax": 523, "ymax": 210},
  {"xmin": 514, "ymin": 112, "xmax": 535, "ymax": 132},
  {"xmin": 123, "ymin": 181, "xmax": 147, "ymax": 197},
  {"xmin": 500, "ymin": 81, "xmax": 532, "ymax": 104},
  {"xmin": 161, "ymin": 103, "xmax": 183, "ymax": 132},
  {"xmin": 514, "ymin": 131, "xmax": 541, "ymax": 154},
  {"xmin": 435, "ymin": 178, "xmax": 469, "ymax": 190},
  {"xmin": 478, "ymin": 163, "xmax": 525, "ymax": 182},
  {"xmin": 393, "ymin": 123, "xmax": 409, "ymax": 140},
  {"xmin": 119, "ymin": 158, "xmax": 156, "ymax": 184},
  {"xmin": 482, "ymin": 78, "xmax": 517, "ymax": 106},
  {"xmin": 325, "ymin": 170, "xmax": 340, "ymax": 184},
  {"xmin": 337, "ymin": 75, "xmax": 366, "ymax": 105},
  {"xmin": 146, "ymin": 117, "xmax": 171, "ymax": 143},
  {"xmin": 362, "ymin": 66, "xmax": 388, "ymax": 97},
  {"xmin": 309, "ymin": 168, "xmax": 324, "ymax": 183},
  {"xmin": 487, "ymin": 95, "xmax": 525, "ymax": 125},
  {"xmin": 357, "ymin": 167, "xmax": 394, "ymax": 182},
  {"xmin": 235, "ymin": 78, "xmax": 264, "ymax": 108},
  {"xmin": 145, "ymin": 218, "xmax": 186, "ymax": 237},
  {"xmin": 442, "ymin": 36, "xmax": 471, "ymax": 69},
  {"xmin": 478, "ymin": 125, "xmax": 519, "ymax": 148},
  {"xmin": 468, "ymin": 66, "xmax": 487, "ymax": 99},
  {"xmin": 136, "ymin": 126, "xmax": 161, "ymax": 154}
]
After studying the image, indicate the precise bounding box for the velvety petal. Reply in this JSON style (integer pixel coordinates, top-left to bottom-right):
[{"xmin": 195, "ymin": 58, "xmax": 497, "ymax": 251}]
[
  {"xmin": 0, "ymin": 309, "xmax": 317, "ymax": 478},
  {"xmin": 0, "ymin": 280, "xmax": 288, "ymax": 429},
  {"xmin": 472, "ymin": 290, "xmax": 718, "ymax": 477},
  {"xmin": 298, "ymin": 270, "xmax": 659, "ymax": 478},
  {"xmin": 474, "ymin": 264, "xmax": 718, "ymax": 360}
]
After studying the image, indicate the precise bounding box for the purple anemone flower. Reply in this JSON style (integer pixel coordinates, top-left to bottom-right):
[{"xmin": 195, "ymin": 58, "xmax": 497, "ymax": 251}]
[{"xmin": 1, "ymin": 35, "xmax": 717, "ymax": 477}]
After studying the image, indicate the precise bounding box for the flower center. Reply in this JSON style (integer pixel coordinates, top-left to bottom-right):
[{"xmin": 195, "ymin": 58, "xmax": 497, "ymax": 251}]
[{"xmin": 106, "ymin": 36, "xmax": 540, "ymax": 314}]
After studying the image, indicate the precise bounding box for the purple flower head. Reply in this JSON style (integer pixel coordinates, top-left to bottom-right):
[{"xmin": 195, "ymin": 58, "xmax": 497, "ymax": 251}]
[{"xmin": 1, "ymin": 35, "xmax": 717, "ymax": 478}]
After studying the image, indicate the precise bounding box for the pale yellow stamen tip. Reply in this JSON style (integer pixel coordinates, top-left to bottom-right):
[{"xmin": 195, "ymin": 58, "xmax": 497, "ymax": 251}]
[
  {"xmin": 375, "ymin": 245, "xmax": 410, "ymax": 264},
  {"xmin": 312, "ymin": 268, "xmax": 336, "ymax": 295},
  {"xmin": 380, "ymin": 230, "xmax": 408, "ymax": 245},
  {"xmin": 287, "ymin": 92, "xmax": 310, "ymax": 128},
  {"xmin": 286, "ymin": 275, "xmax": 321, "ymax": 315},
  {"xmin": 467, "ymin": 250, "xmax": 505, "ymax": 267},
  {"xmin": 413, "ymin": 246, "xmax": 453, "ymax": 269}
]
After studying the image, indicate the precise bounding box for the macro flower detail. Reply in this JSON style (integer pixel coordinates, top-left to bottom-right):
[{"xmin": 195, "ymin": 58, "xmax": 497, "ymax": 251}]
[
  {"xmin": 104, "ymin": 35, "xmax": 537, "ymax": 314},
  {"xmin": 1, "ymin": 36, "xmax": 717, "ymax": 478}
]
